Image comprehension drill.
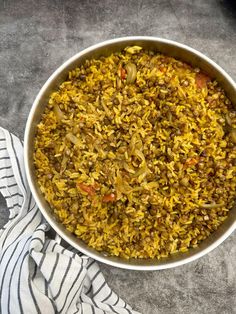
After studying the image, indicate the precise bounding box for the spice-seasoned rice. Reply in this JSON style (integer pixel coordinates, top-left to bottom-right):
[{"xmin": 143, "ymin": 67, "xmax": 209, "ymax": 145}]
[{"xmin": 34, "ymin": 46, "xmax": 236, "ymax": 259}]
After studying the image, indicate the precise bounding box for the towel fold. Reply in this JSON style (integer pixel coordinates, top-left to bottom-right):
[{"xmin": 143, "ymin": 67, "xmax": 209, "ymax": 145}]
[{"xmin": 0, "ymin": 127, "xmax": 140, "ymax": 314}]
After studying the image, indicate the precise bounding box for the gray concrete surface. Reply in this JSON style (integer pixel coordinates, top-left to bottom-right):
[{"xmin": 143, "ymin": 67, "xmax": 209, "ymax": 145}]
[{"xmin": 0, "ymin": 0, "xmax": 236, "ymax": 313}]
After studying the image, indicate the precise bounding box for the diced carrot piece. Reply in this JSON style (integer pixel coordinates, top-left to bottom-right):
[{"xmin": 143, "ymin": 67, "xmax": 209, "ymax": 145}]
[
  {"xmin": 77, "ymin": 183, "xmax": 96, "ymax": 196},
  {"xmin": 120, "ymin": 67, "xmax": 126, "ymax": 80},
  {"xmin": 184, "ymin": 157, "xmax": 199, "ymax": 168},
  {"xmin": 195, "ymin": 72, "xmax": 210, "ymax": 89},
  {"xmin": 102, "ymin": 193, "xmax": 116, "ymax": 203},
  {"xmin": 159, "ymin": 66, "xmax": 167, "ymax": 73}
]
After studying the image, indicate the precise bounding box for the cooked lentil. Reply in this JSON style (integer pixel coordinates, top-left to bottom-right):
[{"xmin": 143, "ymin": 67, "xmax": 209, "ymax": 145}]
[{"xmin": 34, "ymin": 46, "xmax": 236, "ymax": 259}]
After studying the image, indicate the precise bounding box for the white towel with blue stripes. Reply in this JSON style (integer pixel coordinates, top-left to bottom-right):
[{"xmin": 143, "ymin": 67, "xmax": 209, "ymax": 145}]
[{"xmin": 0, "ymin": 127, "xmax": 140, "ymax": 314}]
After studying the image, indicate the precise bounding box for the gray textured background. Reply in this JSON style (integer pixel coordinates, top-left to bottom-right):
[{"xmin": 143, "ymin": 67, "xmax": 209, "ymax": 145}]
[{"xmin": 0, "ymin": 0, "xmax": 236, "ymax": 313}]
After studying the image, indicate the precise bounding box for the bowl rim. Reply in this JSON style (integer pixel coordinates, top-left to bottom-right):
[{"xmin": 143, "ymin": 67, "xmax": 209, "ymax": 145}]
[{"xmin": 24, "ymin": 36, "xmax": 236, "ymax": 270}]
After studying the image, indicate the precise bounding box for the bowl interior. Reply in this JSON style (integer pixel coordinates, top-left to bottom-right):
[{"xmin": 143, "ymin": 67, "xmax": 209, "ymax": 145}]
[{"xmin": 25, "ymin": 37, "xmax": 236, "ymax": 270}]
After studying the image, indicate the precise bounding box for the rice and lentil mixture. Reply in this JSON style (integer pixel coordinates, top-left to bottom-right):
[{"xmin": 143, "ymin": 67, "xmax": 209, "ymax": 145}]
[{"xmin": 34, "ymin": 46, "xmax": 236, "ymax": 259}]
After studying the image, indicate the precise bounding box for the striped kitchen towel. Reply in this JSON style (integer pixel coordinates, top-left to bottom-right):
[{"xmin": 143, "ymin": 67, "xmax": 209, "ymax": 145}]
[{"xmin": 0, "ymin": 127, "xmax": 140, "ymax": 314}]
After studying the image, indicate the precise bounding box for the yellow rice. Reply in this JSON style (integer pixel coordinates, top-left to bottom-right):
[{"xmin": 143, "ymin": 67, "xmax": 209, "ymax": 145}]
[{"xmin": 34, "ymin": 46, "xmax": 236, "ymax": 259}]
